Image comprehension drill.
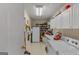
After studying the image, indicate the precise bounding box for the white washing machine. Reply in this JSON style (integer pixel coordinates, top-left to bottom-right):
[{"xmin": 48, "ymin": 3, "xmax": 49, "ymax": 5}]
[{"xmin": 45, "ymin": 35, "xmax": 79, "ymax": 55}]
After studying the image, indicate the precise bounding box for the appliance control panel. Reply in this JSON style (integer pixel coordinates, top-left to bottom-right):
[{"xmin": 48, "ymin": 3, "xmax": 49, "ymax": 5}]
[{"xmin": 62, "ymin": 36, "xmax": 79, "ymax": 48}]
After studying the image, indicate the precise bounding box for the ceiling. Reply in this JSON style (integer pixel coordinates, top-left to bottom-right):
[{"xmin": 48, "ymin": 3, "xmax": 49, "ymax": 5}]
[{"xmin": 24, "ymin": 3, "xmax": 64, "ymax": 21}]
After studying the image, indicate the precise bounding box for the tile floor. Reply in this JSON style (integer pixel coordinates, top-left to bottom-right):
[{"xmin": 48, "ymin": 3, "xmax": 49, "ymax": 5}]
[{"xmin": 26, "ymin": 38, "xmax": 46, "ymax": 55}]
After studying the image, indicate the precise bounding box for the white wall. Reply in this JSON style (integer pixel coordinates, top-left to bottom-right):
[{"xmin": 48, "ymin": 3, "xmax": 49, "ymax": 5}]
[
  {"xmin": 0, "ymin": 4, "xmax": 24, "ymax": 55},
  {"xmin": 0, "ymin": 4, "xmax": 8, "ymax": 52},
  {"xmin": 8, "ymin": 4, "xmax": 24, "ymax": 55}
]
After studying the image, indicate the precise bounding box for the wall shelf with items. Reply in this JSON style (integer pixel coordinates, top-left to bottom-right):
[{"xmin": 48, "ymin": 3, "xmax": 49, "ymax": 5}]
[{"xmin": 36, "ymin": 22, "xmax": 49, "ymax": 42}]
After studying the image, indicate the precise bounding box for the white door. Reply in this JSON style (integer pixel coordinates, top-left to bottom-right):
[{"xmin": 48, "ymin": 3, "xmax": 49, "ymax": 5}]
[{"xmin": 32, "ymin": 27, "xmax": 40, "ymax": 42}]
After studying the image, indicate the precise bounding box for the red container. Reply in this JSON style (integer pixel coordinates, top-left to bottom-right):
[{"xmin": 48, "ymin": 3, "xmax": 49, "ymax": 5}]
[
  {"xmin": 45, "ymin": 31, "xmax": 51, "ymax": 35},
  {"xmin": 65, "ymin": 4, "xmax": 71, "ymax": 9},
  {"xmin": 54, "ymin": 34, "xmax": 61, "ymax": 40}
]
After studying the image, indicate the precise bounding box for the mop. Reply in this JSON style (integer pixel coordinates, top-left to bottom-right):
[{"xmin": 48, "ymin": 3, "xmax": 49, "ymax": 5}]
[{"xmin": 23, "ymin": 32, "xmax": 31, "ymax": 55}]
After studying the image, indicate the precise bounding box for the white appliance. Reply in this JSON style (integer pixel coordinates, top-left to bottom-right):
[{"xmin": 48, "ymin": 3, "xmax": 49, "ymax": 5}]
[
  {"xmin": 32, "ymin": 27, "xmax": 40, "ymax": 43},
  {"xmin": 44, "ymin": 34, "xmax": 79, "ymax": 55}
]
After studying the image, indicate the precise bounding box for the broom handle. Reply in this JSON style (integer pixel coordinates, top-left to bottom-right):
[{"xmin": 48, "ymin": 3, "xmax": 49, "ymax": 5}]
[{"xmin": 24, "ymin": 31, "xmax": 26, "ymax": 50}]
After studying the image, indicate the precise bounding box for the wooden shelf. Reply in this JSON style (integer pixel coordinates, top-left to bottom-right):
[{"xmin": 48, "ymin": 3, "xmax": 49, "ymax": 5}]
[{"xmin": 36, "ymin": 22, "xmax": 49, "ymax": 42}]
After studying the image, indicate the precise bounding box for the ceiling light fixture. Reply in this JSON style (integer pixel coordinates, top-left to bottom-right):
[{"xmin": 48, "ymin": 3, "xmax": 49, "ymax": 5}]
[{"xmin": 35, "ymin": 5, "xmax": 43, "ymax": 16}]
